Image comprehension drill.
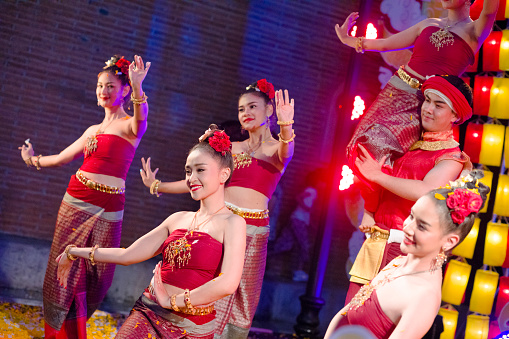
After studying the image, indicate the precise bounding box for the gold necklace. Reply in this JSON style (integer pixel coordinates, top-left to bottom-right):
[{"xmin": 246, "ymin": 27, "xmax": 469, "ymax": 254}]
[
  {"xmin": 163, "ymin": 206, "xmax": 225, "ymax": 271},
  {"xmin": 234, "ymin": 136, "xmax": 271, "ymax": 169},
  {"xmin": 84, "ymin": 115, "xmax": 128, "ymax": 157},
  {"xmin": 347, "ymin": 259, "xmax": 431, "ymax": 312},
  {"xmin": 429, "ymin": 17, "xmax": 470, "ymax": 50}
]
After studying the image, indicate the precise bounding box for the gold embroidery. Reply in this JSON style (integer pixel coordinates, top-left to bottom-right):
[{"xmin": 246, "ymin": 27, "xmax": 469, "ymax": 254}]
[
  {"xmin": 233, "ymin": 153, "xmax": 253, "ymax": 169},
  {"xmin": 409, "ymin": 139, "xmax": 459, "ymax": 151}
]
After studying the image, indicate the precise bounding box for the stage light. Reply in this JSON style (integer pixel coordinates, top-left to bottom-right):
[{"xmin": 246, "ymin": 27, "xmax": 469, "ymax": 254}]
[
  {"xmin": 339, "ymin": 165, "xmax": 354, "ymax": 191},
  {"xmin": 351, "ymin": 95, "xmax": 365, "ymax": 120},
  {"xmin": 351, "ymin": 25, "xmax": 357, "ymax": 37},
  {"xmin": 366, "ymin": 23, "xmax": 377, "ymax": 39}
]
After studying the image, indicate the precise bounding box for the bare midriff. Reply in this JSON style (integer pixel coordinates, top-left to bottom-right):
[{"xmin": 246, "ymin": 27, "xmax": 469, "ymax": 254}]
[
  {"xmin": 225, "ymin": 186, "xmax": 270, "ymax": 210},
  {"xmin": 79, "ymin": 170, "xmax": 126, "ymax": 189}
]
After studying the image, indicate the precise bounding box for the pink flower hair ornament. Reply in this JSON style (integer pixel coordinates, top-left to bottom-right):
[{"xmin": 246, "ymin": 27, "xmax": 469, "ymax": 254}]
[{"xmin": 208, "ymin": 130, "xmax": 231, "ymax": 156}]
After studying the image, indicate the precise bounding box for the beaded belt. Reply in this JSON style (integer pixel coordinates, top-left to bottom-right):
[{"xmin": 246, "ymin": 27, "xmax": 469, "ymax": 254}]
[
  {"xmin": 76, "ymin": 170, "xmax": 125, "ymax": 194},
  {"xmin": 397, "ymin": 66, "xmax": 423, "ymax": 89},
  {"xmin": 365, "ymin": 226, "xmax": 390, "ymax": 241},
  {"xmin": 226, "ymin": 204, "xmax": 269, "ymax": 220}
]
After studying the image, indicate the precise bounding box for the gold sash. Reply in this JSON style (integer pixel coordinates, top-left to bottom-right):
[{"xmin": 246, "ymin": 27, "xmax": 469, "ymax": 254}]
[{"xmin": 349, "ymin": 226, "xmax": 389, "ymax": 285}]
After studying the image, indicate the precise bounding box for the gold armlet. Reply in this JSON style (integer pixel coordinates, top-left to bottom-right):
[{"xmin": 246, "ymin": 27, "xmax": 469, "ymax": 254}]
[{"xmin": 88, "ymin": 245, "xmax": 99, "ymax": 266}]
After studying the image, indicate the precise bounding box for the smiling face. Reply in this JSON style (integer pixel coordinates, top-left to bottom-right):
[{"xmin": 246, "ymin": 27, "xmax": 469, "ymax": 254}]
[
  {"xmin": 96, "ymin": 72, "xmax": 129, "ymax": 108},
  {"xmin": 421, "ymin": 92, "xmax": 458, "ymax": 132},
  {"xmin": 238, "ymin": 92, "xmax": 273, "ymax": 131},
  {"xmin": 401, "ymin": 195, "xmax": 459, "ymax": 257},
  {"xmin": 185, "ymin": 149, "xmax": 229, "ymax": 201}
]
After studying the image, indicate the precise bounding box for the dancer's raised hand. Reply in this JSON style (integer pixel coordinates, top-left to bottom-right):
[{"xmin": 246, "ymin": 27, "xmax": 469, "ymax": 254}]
[
  {"xmin": 140, "ymin": 157, "xmax": 159, "ymax": 188},
  {"xmin": 335, "ymin": 12, "xmax": 359, "ymax": 43},
  {"xmin": 129, "ymin": 55, "xmax": 151, "ymax": 89},
  {"xmin": 275, "ymin": 89, "xmax": 294, "ymax": 124}
]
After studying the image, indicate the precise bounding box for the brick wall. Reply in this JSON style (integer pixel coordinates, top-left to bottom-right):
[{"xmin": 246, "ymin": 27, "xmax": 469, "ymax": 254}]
[{"xmin": 0, "ymin": 0, "xmax": 383, "ymax": 288}]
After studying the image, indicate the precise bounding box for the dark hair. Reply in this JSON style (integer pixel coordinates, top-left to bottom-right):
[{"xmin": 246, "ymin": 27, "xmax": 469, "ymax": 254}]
[
  {"xmin": 440, "ymin": 75, "xmax": 473, "ymax": 108},
  {"xmin": 427, "ymin": 170, "xmax": 489, "ymax": 244},
  {"xmin": 189, "ymin": 124, "xmax": 234, "ymax": 185},
  {"xmin": 240, "ymin": 81, "xmax": 276, "ymax": 128}
]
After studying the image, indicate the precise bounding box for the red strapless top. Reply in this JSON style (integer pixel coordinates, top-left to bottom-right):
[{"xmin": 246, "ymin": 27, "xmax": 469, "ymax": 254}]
[
  {"xmin": 160, "ymin": 229, "xmax": 223, "ymax": 289},
  {"xmin": 407, "ymin": 26, "xmax": 475, "ymax": 77},
  {"xmin": 80, "ymin": 134, "xmax": 136, "ymax": 180},
  {"xmin": 228, "ymin": 155, "xmax": 282, "ymax": 199},
  {"xmin": 341, "ymin": 290, "xmax": 396, "ymax": 339}
]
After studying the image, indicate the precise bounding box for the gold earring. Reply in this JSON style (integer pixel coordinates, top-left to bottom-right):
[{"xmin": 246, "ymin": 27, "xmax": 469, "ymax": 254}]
[{"xmin": 430, "ymin": 248, "xmax": 447, "ymax": 273}]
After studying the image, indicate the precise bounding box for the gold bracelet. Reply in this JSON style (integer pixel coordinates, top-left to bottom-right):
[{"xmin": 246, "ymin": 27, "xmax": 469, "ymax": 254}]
[
  {"xmin": 131, "ymin": 92, "xmax": 148, "ymax": 105},
  {"xmin": 278, "ymin": 130, "xmax": 296, "ymax": 144},
  {"xmin": 277, "ymin": 120, "xmax": 294, "ymax": 126},
  {"xmin": 184, "ymin": 289, "xmax": 194, "ymax": 312},
  {"xmin": 65, "ymin": 244, "xmax": 78, "ymax": 261},
  {"xmin": 89, "ymin": 245, "xmax": 99, "ymax": 266},
  {"xmin": 170, "ymin": 294, "xmax": 179, "ymax": 312},
  {"xmin": 24, "ymin": 156, "xmax": 33, "ymax": 167},
  {"xmin": 355, "ymin": 37, "xmax": 365, "ymax": 54},
  {"xmin": 35, "ymin": 154, "xmax": 42, "ymax": 170},
  {"xmin": 150, "ymin": 179, "xmax": 161, "ymax": 197}
]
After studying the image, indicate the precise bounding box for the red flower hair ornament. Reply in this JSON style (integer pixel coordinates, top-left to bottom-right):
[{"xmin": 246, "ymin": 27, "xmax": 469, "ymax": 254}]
[
  {"xmin": 104, "ymin": 56, "xmax": 131, "ymax": 78},
  {"xmin": 208, "ymin": 131, "xmax": 231, "ymax": 156},
  {"xmin": 435, "ymin": 188, "xmax": 483, "ymax": 224},
  {"xmin": 246, "ymin": 79, "xmax": 275, "ymax": 99}
]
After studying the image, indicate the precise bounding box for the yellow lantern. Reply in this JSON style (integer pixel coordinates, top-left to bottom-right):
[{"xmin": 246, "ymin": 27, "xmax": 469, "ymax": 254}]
[
  {"xmin": 442, "ymin": 260, "xmax": 471, "ymax": 305},
  {"xmin": 479, "ymin": 124, "xmax": 505, "ymax": 166},
  {"xmin": 494, "ymin": 175, "xmax": 509, "ymax": 217},
  {"xmin": 484, "ymin": 222, "xmax": 508, "ymax": 266},
  {"xmin": 478, "ymin": 171, "xmax": 493, "ymax": 213},
  {"xmin": 501, "ymin": 31, "xmax": 509, "ymax": 72},
  {"xmin": 469, "ymin": 269, "xmax": 499, "ymax": 315},
  {"xmin": 452, "ymin": 218, "xmax": 480, "ymax": 259},
  {"xmin": 438, "ymin": 307, "xmax": 458, "ymax": 339},
  {"xmin": 465, "ymin": 314, "xmax": 490, "ymax": 339},
  {"xmin": 506, "ymin": 127, "xmax": 509, "ymax": 166}
]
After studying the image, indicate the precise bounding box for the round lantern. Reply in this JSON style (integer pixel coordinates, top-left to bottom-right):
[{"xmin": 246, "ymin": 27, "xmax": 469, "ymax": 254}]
[
  {"xmin": 438, "ymin": 307, "xmax": 459, "ymax": 339},
  {"xmin": 495, "ymin": 277, "xmax": 509, "ymax": 318},
  {"xmin": 482, "ymin": 31, "xmax": 509, "ymax": 72},
  {"xmin": 505, "ymin": 127, "xmax": 509, "ymax": 167},
  {"xmin": 478, "ymin": 171, "xmax": 493, "ymax": 214},
  {"xmin": 465, "ymin": 314, "xmax": 490, "ymax": 339},
  {"xmin": 442, "ymin": 260, "xmax": 472, "ymax": 305},
  {"xmin": 473, "ymin": 76, "xmax": 509, "ymax": 119},
  {"xmin": 473, "ymin": 76, "xmax": 493, "ymax": 116},
  {"xmin": 452, "ymin": 218, "xmax": 480, "ymax": 259},
  {"xmin": 464, "ymin": 123, "xmax": 505, "ymax": 166},
  {"xmin": 484, "ymin": 222, "xmax": 508, "ymax": 267},
  {"xmin": 494, "ymin": 175, "xmax": 509, "ymax": 217},
  {"xmin": 469, "ymin": 269, "xmax": 499, "ymax": 315}
]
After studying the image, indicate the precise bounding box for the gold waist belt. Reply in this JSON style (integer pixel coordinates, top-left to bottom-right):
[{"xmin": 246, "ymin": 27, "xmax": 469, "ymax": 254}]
[
  {"xmin": 177, "ymin": 304, "xmax": 214, "ymax": 316},
  {"xmin": 366, "ymin": 225, "xmax": 389, "ymax": 240},
  {"xmin": 76, "ymin": 170, "xmax": 125, "ymax": 194},
  {"xmin": 397, "ymin": 66, "xmax": 423, "ymax": 89},
  {"xmin": 226, "ymin": 205, "xmax": 269, "ymax": 219}
]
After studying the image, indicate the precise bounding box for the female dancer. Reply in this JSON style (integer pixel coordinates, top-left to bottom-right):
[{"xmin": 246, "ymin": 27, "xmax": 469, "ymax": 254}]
[
  {"xmin": 336, "ymin": 0, "xmax": 497, "ymax": 180},
  {"xmin": 19, "ymin": 55, "xmax": 151, "ymax": 337},
  {"xmin": 140, "ymin": 79, "xmax": 295, "ymax": 338},
  {"xmin": 325, "ymin": 171, "xmax": 489, "ymax": 339},
  {"xmin": 57, "ymin": 128, "xmax": 246, "ymax": 338},
  {"xmin": 57, "ymin": 129, "xmax": 245, "ymax": 338},
  {"xmin": 346, "ymin": 75, "xmax": 473, "ymax": 301}
]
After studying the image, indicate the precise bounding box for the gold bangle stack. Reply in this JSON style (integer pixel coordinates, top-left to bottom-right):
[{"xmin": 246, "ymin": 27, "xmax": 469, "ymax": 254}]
[
  {"xmin": 277, "ymin": 119, "xmax": 294, "ymax": 126},
  {"xmin": 150, "ymin": 179, "xmax": 161, "ymax": 197},
  {"xmin": 65, "ymin": 244, "xmax": 78, "ymax": 261},
  {"xmin": 278, "ymin": 130, "xmax": 296, "ymax": 144},
  {"xmin": 169, "ymin": 289, "xmax": 214, "ymax": 315},
  {"xmin": 89, "ymin": 245, "xmax": 99, "ymax": 266},
  {"xmin": 35, "ymin": 154, "xmax": 42, "ymax": 170},
  {"xmin": 131, "ymin": 92, "xmax": 148, "ymax": 105},
  {"xmin": 355, "ymin": 37, "xmax": 365, "ymax": 54}
]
